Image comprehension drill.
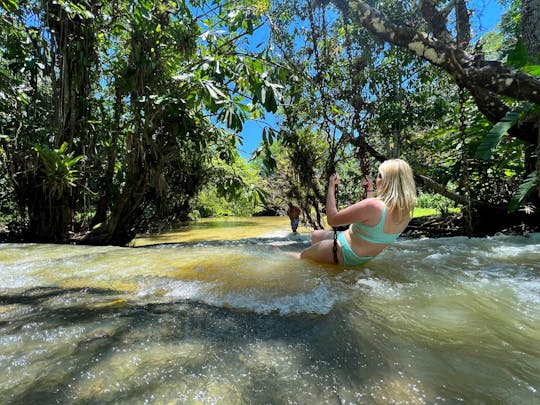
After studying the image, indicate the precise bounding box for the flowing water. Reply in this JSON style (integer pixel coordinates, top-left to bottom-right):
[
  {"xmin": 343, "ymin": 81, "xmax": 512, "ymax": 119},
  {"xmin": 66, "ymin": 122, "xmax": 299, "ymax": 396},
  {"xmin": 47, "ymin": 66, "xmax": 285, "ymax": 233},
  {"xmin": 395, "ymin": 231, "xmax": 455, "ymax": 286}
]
[{"xmin": 0, "ymin": 216, "xmax": 539, "ymax": 404}]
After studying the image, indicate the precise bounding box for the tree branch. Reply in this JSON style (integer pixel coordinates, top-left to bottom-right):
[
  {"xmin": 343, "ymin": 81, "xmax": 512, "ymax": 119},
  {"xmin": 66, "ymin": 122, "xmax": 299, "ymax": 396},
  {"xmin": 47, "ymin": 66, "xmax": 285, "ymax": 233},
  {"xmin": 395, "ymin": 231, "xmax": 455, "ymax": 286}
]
[
  {"xmin": 419, "ymin": 0, "xmax": 452, "ymax": 42},
  {"xmin": 326, "ymin": 0, "xmax": 540, "ymax": 104}
]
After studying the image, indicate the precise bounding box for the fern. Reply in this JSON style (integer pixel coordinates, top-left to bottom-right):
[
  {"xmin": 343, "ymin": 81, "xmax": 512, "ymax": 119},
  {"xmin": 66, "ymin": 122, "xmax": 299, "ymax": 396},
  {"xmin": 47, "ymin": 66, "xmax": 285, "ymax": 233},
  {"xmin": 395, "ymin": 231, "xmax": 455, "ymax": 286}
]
[
  {"xmin": 476, "ymin": 103, "xmax": 532, "ymax": 160},
  {"xmin": 509, "ymin": 171, "xmax": 538, "ymax": 212}
]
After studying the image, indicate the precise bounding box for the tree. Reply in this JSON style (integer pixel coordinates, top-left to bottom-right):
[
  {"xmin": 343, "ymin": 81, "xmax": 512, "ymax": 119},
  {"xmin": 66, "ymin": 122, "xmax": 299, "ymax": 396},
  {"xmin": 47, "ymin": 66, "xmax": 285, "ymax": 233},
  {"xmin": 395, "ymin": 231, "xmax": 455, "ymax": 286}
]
[
  {"xmin": 0, "ymin": 0, "xmax": 285, "ymax": 245},
  {"xmin": 265, "ymin": 0, "xmax": 467, "ymax": 228},
  {"xmin": 314, "ymin": 0, "xmax": 540, "ymax": 230}
]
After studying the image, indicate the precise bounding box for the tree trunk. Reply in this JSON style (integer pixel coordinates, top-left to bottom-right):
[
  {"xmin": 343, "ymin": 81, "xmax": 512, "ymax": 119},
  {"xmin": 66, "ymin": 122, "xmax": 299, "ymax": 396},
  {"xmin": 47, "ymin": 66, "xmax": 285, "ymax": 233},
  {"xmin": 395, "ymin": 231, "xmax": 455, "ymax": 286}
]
[
  {"xmin": 326, "ymin": 0, "xmax": 540, "ymax": 140},
  {"xmin": 522, "ymin": 0, "xmax": 540, "ymax": 61},
  {"xmin": 522, "ymin": 0, "xmax": 540, "ymax": 199},
  {"xmin": 91, "ymin": 84, "xmax": 123, "ymax": 228},
  {"xmin": 22, "ymin": 0, "xmax": 99, "ymax": 242},
  {"xmin": 28, "ymin": 192, "xmax": 72, "ymax": 243},
  {"xmin": 327, "ymin": 0, "xmax": 540, "ymax": 104},
  {"xmin": 82, "ymin": 134, "xmax": 150, "ymax": 246}
]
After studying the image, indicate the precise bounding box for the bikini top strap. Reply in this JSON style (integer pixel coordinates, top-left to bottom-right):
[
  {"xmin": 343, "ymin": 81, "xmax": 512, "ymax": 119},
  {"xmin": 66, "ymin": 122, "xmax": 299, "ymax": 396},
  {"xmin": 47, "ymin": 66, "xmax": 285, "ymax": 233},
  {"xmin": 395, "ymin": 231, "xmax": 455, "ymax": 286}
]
[{"xmin": 377, "ymin": 204, "xmax": 387, "ymax": 229}]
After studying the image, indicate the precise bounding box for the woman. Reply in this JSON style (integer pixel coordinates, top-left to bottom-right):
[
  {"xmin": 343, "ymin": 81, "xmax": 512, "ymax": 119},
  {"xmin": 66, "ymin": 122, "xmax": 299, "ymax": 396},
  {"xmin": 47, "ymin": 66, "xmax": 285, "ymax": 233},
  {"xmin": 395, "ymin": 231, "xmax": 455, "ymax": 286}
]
[{"xmin": 300, "ymin": 159, "xmax": 416, "ymax": 266}]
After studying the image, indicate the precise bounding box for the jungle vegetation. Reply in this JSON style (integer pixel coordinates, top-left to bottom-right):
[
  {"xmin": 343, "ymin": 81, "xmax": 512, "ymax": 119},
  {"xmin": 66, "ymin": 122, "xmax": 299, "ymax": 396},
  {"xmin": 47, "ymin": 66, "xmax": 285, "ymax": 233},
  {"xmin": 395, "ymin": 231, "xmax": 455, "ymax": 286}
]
[{"xmin": 0, "ymin": 0, "xmax": 539, "ymax": 245}]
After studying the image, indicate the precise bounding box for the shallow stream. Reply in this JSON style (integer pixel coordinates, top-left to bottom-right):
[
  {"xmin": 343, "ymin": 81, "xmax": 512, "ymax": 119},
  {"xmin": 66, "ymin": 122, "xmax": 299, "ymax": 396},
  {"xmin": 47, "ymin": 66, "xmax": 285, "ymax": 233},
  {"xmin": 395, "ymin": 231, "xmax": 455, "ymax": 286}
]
[{"xmin": 1, "ymin": 217, "xmax": 539, "ymax": 403}]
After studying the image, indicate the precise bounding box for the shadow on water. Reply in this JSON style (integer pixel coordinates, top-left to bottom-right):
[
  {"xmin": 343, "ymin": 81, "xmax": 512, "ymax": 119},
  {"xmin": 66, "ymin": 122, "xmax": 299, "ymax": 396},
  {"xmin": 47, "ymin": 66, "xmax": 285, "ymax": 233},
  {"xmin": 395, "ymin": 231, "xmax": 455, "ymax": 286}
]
[
  {"xmin": 3, "ymin": 286, "xmax": 385, "ymax": 404},
  {"xmin": 0, "ymin": 286, "xmax": 120, "ymax": 305}
]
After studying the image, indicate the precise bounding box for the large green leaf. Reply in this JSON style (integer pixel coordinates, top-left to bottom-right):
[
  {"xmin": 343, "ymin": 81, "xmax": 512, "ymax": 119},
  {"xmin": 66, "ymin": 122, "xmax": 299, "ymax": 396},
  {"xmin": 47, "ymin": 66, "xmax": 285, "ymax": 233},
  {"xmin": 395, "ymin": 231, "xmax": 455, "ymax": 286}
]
[
  {"xmin": 476, "ymin": 103, "xmax": 532, "ymax": 160},
  {"xmin": 509, "ymin": 171, "xmax": 538, "ymax": 212}
]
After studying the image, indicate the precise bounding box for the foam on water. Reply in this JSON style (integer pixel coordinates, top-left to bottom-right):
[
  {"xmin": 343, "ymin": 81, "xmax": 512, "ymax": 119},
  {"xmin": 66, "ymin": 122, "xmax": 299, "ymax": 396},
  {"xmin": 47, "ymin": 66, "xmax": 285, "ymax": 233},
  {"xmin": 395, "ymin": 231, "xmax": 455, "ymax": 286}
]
[
  {"xmin": 218, "ymin": 282, "xmax": 343, "ymax": 315},
  {"xmin": 155, "ymin": 279, "xmax": 343, "ymax": 315},
  {"xmin": 0, "ymin": 242, "xmax": 340, "ymax": 315},
  {"xmin": 131, "ymin": 253, "xmax": 346, "ymax": 315},
  {"xmin": 1, "ymin": 233, "xmax": 539, "ymax": 315}
]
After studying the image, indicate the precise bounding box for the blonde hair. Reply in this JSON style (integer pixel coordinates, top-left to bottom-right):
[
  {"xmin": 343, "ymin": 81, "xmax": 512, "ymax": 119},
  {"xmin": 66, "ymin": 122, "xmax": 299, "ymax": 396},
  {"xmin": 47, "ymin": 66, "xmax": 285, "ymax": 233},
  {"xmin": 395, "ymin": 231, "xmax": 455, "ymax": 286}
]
[{"xmin": 376, "ymin": 159, "xmax": 416, "ymax": 221}]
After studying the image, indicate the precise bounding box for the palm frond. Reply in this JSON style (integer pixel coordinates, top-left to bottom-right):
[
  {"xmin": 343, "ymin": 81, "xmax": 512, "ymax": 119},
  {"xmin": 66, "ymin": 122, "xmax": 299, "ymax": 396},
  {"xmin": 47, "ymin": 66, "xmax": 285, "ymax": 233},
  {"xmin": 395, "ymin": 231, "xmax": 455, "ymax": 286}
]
[
  {"xmin": 476, "ymin": 103, "xmax": 532, "ymax": 160},
  {"xmin": 509, "ymin": 171, "xmax": 538, "ymax": 212}
]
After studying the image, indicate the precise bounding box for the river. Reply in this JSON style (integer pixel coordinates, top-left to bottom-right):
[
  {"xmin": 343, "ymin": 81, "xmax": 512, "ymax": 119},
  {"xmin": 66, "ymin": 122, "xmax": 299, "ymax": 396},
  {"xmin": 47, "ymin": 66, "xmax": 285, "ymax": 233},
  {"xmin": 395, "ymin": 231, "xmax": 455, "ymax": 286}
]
[{"xmin": 1, "ymin": 216, "xmax": 539, "ymax": 403}]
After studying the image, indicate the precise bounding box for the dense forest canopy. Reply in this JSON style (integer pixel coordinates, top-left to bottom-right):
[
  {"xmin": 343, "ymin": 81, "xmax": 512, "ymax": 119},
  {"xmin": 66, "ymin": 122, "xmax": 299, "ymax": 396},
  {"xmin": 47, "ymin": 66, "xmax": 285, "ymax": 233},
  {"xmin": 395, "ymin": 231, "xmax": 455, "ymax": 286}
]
[{"xmin": 0, "ymin": 0, "xmax": 539, "ymax": 245}]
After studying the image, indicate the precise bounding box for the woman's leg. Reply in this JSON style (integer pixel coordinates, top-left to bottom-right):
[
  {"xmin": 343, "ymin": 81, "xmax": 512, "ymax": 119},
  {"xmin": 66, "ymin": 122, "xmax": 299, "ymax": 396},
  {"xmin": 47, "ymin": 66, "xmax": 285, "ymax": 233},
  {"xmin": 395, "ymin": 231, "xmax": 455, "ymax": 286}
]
[
  {"xmin": 280, "ymin": 230, "xmax": 336, "ymax": 261},
  {"xmin": 300, "ymin": 239, "xmax": 341, "ymax": 264},
  {"xmin": 311, "ymin": 230, "xmax": 334, "ymax": 244}
]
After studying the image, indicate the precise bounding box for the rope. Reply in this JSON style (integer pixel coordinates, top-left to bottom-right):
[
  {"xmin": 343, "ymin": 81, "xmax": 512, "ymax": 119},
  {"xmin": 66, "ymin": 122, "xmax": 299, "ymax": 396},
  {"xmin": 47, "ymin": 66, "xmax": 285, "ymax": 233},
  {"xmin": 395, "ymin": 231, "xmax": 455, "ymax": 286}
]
[
  {"xmin": 459, "ymin": 88, "xmax": 473, "ymax": 236},
  {"xmin": 329, "ymin": 9, "xmax": 371, "ymax": 264},
  {"xmin": 330, "ymin": 143, "xmax": 370, "ymax": 265},
  {"xmin": 343, "ymin": 5, "xmax": 370, "ymax": 187},
  {"xmin": 332, "ymin": 184, "xmax": 339, "ymax": 264}
]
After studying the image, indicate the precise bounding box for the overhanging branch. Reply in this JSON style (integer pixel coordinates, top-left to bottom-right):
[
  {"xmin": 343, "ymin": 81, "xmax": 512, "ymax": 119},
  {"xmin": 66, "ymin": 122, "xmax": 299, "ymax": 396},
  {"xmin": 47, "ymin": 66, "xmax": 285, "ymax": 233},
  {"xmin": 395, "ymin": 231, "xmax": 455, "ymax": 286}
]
[{"xmin": 326, "ymin": 0, "xmax": 540, "ymax": 104}]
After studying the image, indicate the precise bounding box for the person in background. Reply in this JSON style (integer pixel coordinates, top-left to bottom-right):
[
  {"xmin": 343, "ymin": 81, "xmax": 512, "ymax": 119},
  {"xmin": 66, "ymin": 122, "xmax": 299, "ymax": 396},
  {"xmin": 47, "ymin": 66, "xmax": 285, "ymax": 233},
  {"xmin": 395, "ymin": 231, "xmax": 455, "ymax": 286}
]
[
  {"xmin": 299, "ymin": 159, "xmax": 416, "ymax": 266},
  {"xmin": 287, "ymin": 202, "xmax": 301, "ymax": 233}
]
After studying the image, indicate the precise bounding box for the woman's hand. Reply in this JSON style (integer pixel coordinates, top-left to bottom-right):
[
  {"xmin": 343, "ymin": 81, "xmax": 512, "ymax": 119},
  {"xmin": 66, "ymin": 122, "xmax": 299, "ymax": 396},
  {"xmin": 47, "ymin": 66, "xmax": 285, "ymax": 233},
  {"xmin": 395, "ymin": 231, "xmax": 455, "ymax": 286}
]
[
  {"xmin": 329, "ymin": 174, "xmax": 340, "ymax": 188},
  {"xmin": 361, "ymin": 176, "xmax": 373, "ymax": 191}
]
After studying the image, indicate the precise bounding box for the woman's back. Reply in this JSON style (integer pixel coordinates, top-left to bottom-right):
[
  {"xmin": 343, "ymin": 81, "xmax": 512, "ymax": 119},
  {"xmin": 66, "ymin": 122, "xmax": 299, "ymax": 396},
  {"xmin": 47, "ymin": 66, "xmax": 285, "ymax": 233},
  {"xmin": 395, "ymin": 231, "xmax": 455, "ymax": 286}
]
[{"xmin": 347, "ymin": 199, "xmax": 410, "ymax": 257}]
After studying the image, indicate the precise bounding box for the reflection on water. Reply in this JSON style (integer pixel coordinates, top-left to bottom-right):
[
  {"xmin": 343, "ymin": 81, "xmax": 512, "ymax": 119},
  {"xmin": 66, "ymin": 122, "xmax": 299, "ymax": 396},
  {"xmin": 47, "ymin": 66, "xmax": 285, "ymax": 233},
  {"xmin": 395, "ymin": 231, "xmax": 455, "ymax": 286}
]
[
  {"xmin": 133, "ymin": 216, "xmax": 297, "ymax": 246},
  {"xmin": 0, "ymin": 217, "xmax": 539, "ymax": 404}
]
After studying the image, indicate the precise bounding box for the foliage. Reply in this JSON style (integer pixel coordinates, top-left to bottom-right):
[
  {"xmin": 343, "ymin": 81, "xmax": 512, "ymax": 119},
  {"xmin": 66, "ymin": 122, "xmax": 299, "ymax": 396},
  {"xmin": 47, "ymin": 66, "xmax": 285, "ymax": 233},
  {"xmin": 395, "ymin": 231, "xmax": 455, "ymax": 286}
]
[
  {"xmin": 416, "ymin": 193, "xmax": 457, "ymax": 216},
  {"xmin": 412, "ymin": 207, "xmax": 459, "ymax": 218},
  {"xmin": 262, "ymin": 0, "xmax": 431, "ymax": 225},
  {"xmin": 496, "ymin": 0, "xmax": 522, "ymax": 58},
  {"xmin": 509, "ymin": 171, "xmax": 538, "ymax": 212},
  {"xmin": 33, "ymin": 142, "xmax": 84, "ymax": 199},
  {"xmin": 194, "ymin": 152, "xmax": 266, "ymax": 217},
  {"xmin": 0, "ymin": 0, "xmax": 537, "ymax": 242},
  {"xmin": 0, "ymin": 0, "xmax": 285, "ymax": 244},
  {"xmin": 476, "ymin": 103, "xmax": 532, "ymax": 160},
  {"xmin": 251, "ymin": 138, "xmax": 298, "ymax": 215}
]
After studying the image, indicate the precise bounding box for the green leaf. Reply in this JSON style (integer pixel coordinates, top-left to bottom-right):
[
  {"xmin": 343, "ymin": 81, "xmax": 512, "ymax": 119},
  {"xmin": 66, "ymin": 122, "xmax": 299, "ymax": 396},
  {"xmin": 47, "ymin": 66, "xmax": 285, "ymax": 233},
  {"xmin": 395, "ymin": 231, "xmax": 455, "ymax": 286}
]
[
  {"xmin": 0, "ymin": 0, "xmax": 18, "ymax": 13},
  {"xmin": 201, "ymin": 80, "xmax": 226, "ymax": 101},
  {"xmin": 506, "ymin": 39, "xmax": 528, "ymax": 68},
  {"xmin": 508, "ymin": 171, "xmax": 538, "ymax": 212},
  {"xmin": 58, "ymin": 141, "xmax": 68, "ymax": 154},
  {"xmin": 66, "ymin": 155, "xmax": 84, "ymax": 167},
  {"xmin": 523, "ymin": 64, "xmax": 540, "ymax": 77},
  {"xmin": 476, "ymin": 103, "xmax": 532, "ymax": 160}
]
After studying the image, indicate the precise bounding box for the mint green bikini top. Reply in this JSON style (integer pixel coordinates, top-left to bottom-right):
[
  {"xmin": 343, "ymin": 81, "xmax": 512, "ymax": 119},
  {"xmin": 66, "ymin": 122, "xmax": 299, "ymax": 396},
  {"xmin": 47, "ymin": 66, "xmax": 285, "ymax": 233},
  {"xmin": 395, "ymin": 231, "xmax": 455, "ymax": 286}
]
[{"xmin": 351, "ymin": 205, "xmax": 401, "ymax": 244}]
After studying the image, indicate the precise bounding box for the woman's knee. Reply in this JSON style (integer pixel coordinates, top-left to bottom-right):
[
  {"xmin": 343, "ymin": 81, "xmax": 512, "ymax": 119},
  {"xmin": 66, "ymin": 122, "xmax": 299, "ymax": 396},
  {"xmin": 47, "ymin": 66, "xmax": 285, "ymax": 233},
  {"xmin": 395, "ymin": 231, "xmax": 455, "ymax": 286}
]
[
  {"xmin": 311, "ymin": 230, "xmax": 325, "ymax": 244},
  {"xmin": 301, "ymin": 240, "xmax": 334, "ymax": 264}
]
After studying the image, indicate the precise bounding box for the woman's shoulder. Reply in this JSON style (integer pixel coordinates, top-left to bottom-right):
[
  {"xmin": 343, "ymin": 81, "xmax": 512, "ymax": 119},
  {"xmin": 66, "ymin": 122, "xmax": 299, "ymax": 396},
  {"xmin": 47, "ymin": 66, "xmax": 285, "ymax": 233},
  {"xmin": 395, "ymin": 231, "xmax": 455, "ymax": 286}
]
[
  {"xmin": 353, "ymin": 198, "xmax": 384, "ymax": 219},
  {"xmin": 362, "ymin": 198, "xmax": 385, "ymax": 210}
]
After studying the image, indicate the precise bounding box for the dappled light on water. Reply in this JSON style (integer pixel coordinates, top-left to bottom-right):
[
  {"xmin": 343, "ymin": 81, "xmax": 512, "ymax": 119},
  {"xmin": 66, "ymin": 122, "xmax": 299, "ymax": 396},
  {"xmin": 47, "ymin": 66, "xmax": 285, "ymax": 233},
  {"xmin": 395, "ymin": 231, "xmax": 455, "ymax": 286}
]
[{"xmin": 0, "ymin": 217, "xmax": 539, "ymax": 403}]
